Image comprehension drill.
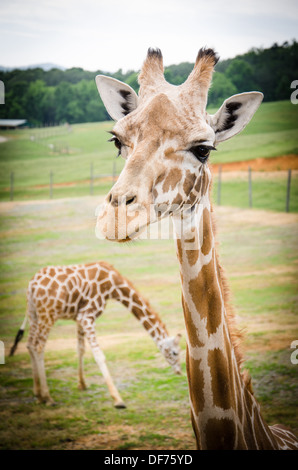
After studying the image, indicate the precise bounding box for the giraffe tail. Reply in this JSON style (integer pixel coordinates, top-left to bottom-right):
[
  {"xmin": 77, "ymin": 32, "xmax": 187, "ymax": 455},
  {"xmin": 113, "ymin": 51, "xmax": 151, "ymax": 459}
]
[{"xmin": 9, "ymin": 315, "xmax": 28, "ymax": 356}]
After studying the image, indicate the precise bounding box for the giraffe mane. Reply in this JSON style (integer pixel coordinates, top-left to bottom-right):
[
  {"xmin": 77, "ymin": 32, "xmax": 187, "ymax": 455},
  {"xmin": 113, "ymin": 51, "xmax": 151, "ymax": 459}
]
[{"xmin": 210, "ymin": 202, "xmax": 252, "ymax": 390}]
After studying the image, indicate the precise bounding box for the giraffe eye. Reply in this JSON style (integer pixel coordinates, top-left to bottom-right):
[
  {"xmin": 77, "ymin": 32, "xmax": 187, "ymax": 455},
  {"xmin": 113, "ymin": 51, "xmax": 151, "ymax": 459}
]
[
  {"xmin": 108, "ymin": 136, "xmax": 122, "ymax": 157},
  {"xmin": 189, "ymin": 145, "xmax": 215, "ymax": 163}
]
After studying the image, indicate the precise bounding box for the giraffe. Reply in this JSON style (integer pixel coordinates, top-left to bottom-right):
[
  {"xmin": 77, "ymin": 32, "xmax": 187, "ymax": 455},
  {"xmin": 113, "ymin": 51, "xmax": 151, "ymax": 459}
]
[
  {"xmin": 10, "ymin": 261, "xmax": 182, "ymax": 408},
  {"xmin": 94, "ymin": 47, "xmax": 298, "ymax": 449}
]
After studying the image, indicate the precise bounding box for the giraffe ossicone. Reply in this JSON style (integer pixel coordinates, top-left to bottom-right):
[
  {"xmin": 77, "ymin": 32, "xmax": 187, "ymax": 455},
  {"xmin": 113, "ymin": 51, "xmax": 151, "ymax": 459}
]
[
  {"xmin": 95, "ymin": 47, "xmax": 298, "ymax": 449},
  {"xmin": 10, "ymin": 261, "xmax": 182, "ymax": 407}
]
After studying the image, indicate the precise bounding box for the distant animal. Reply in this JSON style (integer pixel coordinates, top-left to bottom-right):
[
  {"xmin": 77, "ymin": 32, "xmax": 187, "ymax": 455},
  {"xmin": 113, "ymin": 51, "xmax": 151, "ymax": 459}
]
[{"xmin": 10, "ymin": 261, "xmax": 182, "ymax": 408}]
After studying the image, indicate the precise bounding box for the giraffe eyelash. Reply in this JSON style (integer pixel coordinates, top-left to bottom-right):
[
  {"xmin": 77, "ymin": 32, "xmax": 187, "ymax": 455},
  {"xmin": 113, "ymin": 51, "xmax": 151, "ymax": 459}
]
[
  {"xmin": 108, "ymin": 136, "xmax": 122, "ymax": 157},
  {"xmin": 189, "ymin": 144, "xmax": 216, "ymax": 163}
]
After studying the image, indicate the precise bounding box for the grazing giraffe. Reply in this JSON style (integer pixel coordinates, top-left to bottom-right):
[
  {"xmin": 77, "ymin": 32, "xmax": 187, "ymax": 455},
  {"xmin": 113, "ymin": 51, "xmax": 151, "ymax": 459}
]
[
  {"xmin": 10, "ymin": 261, "xmax": 182, "ymax": 408},
  {"xmin": 94, "ymin": 48, "xmax": 298, "ymax": 449}
]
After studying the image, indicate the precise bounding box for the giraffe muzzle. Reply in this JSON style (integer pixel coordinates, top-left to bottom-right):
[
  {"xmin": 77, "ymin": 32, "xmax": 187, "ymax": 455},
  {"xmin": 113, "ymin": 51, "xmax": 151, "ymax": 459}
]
[{"xmin": 96, "ymin": 197, "xmax": 154, "ymax": 242}]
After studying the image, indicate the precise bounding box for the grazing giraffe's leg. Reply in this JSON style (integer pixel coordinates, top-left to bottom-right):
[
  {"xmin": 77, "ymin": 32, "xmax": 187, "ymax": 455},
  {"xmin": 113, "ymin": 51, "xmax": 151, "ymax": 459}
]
[
  {"xmin": 77, "ymin": 322, "xmax": 87, "ymax": 390},
  {"xmin": 78, "ymin": 315, "xmax": 126, "ymax": 408},
  {"xmin": 28, "ymin": 349, "xmax": 40, "ymax": 397},
  {"xmin": 27, "ymin": 339, "xmax": 40, "ymax": 398},
  {"xmin": 34, "ymin": 349, "xmax": 54, "ymax": 405},
  {"xmin": 27, "ymin": 316, "xmax": 55, "ymax": 405},
  {"xmin": 26, "ymin": 308, "xmax": 41, "ymax": 398}
]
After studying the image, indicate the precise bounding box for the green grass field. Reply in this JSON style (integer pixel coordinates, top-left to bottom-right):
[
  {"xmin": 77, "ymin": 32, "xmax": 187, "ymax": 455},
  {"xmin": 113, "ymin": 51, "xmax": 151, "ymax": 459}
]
[
  {"xmin": 212, "ymin": 171, "xmax": 298, "ymax": 213},
  {"xmin": 0, "ymin": 196, "xmax": 297, "ymax": 449},
  {"xmin": 0, "ymin": 100, "xmax": 297, "ymax": 211}
]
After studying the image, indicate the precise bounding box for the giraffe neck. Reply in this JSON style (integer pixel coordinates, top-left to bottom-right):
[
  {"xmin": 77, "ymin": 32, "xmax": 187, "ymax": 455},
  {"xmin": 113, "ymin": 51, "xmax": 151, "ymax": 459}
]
[
  {"xmin": 172, "ymin": 197, "xmax": 277, "ymax": 449},
  {"xmin": 113, "ymin": 279, "xmax": 168, "ymax": 350}
]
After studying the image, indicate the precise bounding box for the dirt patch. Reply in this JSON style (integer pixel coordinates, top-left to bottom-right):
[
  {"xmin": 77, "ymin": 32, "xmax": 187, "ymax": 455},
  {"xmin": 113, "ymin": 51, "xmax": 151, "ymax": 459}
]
[
  {"xmin": 242, "ymin": 328, "xmax": 297, "ymax": 354},
  {"xmin": 215, "ymin": 205, "xmax": 298, "ymax": 228},
  {"xmin": 63, "ymin": 424, "xmax": 141, "ymax": 450},
  {"xmin": 0, "ymin": 195, "xmax": 105, "ymax": 213},
  {"xmin": 62, "ymin": 424, "xmax": 195, "ymax": 450},
  {"xmin": 230, "ymin": 263, "xmax": 298, "ymax": 279},
  {"xmin": 211, "ymin": 154, "xmax": 298, "ymax": 173}
]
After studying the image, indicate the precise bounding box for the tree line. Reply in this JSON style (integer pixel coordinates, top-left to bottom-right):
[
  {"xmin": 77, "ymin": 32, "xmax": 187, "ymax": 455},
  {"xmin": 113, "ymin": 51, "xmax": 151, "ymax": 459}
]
[{"xmin": 0, "ymin": 40, "xmax": 297, "ymax": 126}]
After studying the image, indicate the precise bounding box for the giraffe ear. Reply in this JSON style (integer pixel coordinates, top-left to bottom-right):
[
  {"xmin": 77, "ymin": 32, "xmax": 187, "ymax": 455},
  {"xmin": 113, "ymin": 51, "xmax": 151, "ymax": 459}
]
[
  {"xmin": 95, "ymin": 75, "xmax": 139, "ymax": 121},
  {"xmin": 174, "ymin": 333, "xmax": 182, "ymax": 346},
  {"xmin": 209, "ymin": 92, "xmax": 263, "ymax": 143}
]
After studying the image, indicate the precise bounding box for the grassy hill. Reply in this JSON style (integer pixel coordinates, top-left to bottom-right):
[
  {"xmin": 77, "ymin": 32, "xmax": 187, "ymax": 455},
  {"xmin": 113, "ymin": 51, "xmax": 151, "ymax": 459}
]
[{"xmin": 210, "ymin": 100, "xmax": 298, "ymax": 164}]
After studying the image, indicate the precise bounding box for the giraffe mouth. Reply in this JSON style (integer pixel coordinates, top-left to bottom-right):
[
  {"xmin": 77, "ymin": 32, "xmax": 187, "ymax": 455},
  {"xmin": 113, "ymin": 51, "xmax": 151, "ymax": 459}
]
[
  {"xmin": 116, "ymin": 224, "xmax": 148, "ymax": 243},
  {"xmin": 96, "ymin": 198, "xmax": 152, "ymax": 242}
]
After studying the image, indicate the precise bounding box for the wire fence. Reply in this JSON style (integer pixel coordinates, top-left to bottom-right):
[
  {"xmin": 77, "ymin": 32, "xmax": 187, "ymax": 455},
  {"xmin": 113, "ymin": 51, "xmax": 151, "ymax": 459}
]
[
  {"xmin": 216, "ymin": 166, "xmax": 293, "ymax": 212},
  {"xmin": 7, "ymin": 166, "xmax": 294, "ymax": 213}
]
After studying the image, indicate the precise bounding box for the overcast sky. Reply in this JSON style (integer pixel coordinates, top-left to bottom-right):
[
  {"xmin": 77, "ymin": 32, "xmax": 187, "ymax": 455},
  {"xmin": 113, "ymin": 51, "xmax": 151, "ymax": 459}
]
[{"xmin": 1, "ymin": 0, "xmax": 297, "ymax": 72}]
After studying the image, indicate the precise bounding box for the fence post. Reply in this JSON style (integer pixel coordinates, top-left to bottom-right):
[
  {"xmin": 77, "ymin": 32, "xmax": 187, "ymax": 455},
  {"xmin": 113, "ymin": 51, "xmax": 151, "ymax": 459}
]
[
  {"xmin": 286, "ymin": 169, "xmax": 292, "ymax": 213},
  {"xmin": 49, "ymin": 171, "xmax": 53, "ymax": 199},
  {"xmin": 90, "ymin": 162, "xmax": 94, "ymax": 195},
  {"xmin": 10, "ymin": 172, "xmax": 14, "ymax": 201},
  {"xmin": 217, "ymin": 165, "xmax": 222, "ymax": 205},
  {"xmin": 248, "ymin": 167, "xmax": 252, "ymax": 208}
]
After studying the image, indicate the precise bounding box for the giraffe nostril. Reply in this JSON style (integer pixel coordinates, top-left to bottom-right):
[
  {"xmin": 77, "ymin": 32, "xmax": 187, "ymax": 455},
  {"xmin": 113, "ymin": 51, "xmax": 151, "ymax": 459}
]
[
  {"xmin": 125, "ymin": 196, "xmax": 136, "ymax": 206},
  {"xmin": 108, "ymin": 192, "xmax": 119, "ymax": 206},
  {"xmin": 108, "ymin": 193, "xmax": 136, "ymax": 206}
]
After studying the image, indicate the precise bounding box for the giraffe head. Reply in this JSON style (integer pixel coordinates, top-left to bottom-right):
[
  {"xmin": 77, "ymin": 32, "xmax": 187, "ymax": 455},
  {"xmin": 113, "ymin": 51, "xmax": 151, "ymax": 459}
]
[
  {"xmin": 159, "ymin": 333, "xmax": 182, "ymax": 375},
  {"xmin": 95, "ymin": 48, "xmax": 263, "ymax": 241}
]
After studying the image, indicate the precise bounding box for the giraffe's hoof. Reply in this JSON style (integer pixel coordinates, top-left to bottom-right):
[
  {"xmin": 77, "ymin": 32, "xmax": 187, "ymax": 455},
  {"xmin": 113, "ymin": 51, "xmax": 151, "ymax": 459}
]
[
  {"xmin": 78, "ymin": 382, "xmax": 87, "ymax": 391},
  {"xmin": 45, "ymin": 399, "xmax": 57, "ymax": 407},
  {"xmin": 114, "ymin": 401, "xmax": 126, "ymax": 409},
  {"xmin": 35, "ymin": 396, "xmax": 43, "ymax": 405},
  {"xmin": 35, "ymin": 395, "xmax": 56, "ymax": 406}
]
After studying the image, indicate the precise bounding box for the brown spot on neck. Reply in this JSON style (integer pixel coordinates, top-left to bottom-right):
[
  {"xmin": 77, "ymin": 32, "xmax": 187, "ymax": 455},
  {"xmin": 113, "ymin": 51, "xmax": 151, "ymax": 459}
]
[
  {"xmin": 185, "ymin": 229, "xmax": 199, "ymax": 266},
  {"xmin": 186, "ymin": 249, "xmax": 199, "ymax": 266},
  {"xmin": 200, "ymin": 169, "xmax": 209, "ymax": 196},
  {"xmin": 181, "ymin": 295, "xmax": 204, "ymax": 348},
  {"xmin": 186, "ymin": 345, "xmax": 205, "ymax": 414},
  {"xmin": 188, "ymin": 251, "xmax": 222, "ymax": 335},
  {"xmin": 208, "ymin": 347, "xmax": 236, "ymax": 410},
  {"xmin": 204, "ymin": 418, "xmax": 237, "ymax": 450},
  {"xmin": 176, "ymin": 238, "xmax": 183, "ymax": 264},
  {"xmin": 201, "ymin": 208, "xmax": 213, "ymax": 255}
]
